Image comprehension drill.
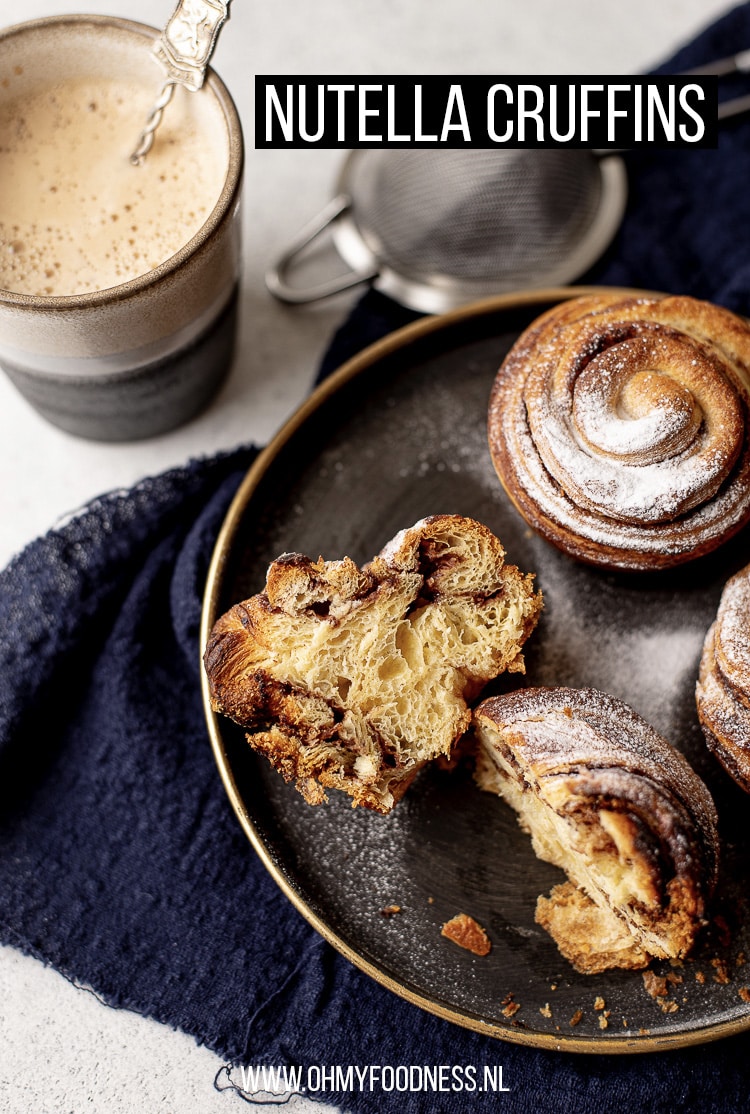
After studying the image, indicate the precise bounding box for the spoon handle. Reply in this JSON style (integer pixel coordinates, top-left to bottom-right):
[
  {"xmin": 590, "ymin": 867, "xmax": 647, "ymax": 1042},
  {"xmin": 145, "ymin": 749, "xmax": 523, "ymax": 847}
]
[
  {"xmin": 130, "ymin": 0, "xmax": 232, "ymax": 166},
  {"xmin": 153, "ymin": 0, "xmax": 233, "ymax": 92}
]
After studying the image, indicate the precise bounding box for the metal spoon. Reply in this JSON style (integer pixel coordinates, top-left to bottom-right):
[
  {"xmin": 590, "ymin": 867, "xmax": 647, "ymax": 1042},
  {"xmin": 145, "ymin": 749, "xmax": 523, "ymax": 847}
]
[{"xmin": 130, "ymin": 0, "xmax": 232, "ymax": 166}]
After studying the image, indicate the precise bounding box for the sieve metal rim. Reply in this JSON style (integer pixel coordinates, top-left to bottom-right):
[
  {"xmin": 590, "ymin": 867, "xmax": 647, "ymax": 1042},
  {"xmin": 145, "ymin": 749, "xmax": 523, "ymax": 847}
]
[{"xmin": 266, "ymin": 149, "xmax": 628, "ymax": 313}]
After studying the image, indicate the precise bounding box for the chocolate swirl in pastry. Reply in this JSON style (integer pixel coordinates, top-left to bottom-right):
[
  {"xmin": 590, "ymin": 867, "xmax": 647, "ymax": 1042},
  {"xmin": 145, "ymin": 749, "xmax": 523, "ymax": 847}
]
[
  {"xmin": 488, "ymin": 293, "xmax": 750, "ymax": 571},
  {"xmin": 697, "ymin": 563, "xmax": 750, "ymax": 793},
  {"xmin": 204, "ymin": 515, "xmax": 542, "ymax": 813},
  {"xmin": 473, "ymin": 687, "xmax": 719, "ymax": 973}
]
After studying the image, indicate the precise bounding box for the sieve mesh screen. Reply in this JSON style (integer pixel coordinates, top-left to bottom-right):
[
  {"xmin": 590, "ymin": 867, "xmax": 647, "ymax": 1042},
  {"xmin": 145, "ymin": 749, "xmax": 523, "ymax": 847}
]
[{"xmin": 347, "ymin": 150, "xmax": 605, "ymax": 286}]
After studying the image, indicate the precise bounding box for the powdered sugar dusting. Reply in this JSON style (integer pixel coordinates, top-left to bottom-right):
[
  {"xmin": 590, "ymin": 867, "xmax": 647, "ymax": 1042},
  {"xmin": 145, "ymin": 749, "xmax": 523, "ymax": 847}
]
[
  {"xmin": 533, "ymin": 329, "xmax": 742, "ymax": 523},
  {"xmin": 716, "ymin": 564, "xmax": 750, "ymax": 688},
  {"xmin": 476, "ymin": 686, "xmax": 719, "ymax": 887},
  {"xmin": 573, "ymin": 370, "xmax": 698, "ymax": 459},
  {"xmin": 523, "ymin": 546, "xmax": 709, "ymax": 740},
  {"xmin": 697, "ymin": 564, "xmax": 750, "ymax": 788},
  {"xmin": 488, "ymin": 295, "xmax": 750, "ymax": 568}
]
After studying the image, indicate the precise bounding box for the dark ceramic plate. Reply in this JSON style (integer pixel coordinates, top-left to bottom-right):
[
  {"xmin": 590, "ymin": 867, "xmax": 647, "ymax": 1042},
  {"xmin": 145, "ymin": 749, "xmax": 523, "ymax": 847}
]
[{"xmin": 201, "ymin": 289, "xmax": 750, "ymax": 1052}]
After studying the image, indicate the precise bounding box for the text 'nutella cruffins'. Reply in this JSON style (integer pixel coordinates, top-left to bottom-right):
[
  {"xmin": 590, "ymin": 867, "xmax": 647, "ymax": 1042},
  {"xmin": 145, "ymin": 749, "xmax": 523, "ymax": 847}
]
[
  {"xmin": 204, "ymin": 515, "xmax": 542, "ymax": 813},
  {"xmin": 473, "ymin": 688, "xmax": 719, "ymax": 974},
  {"xmin": 697, "ymin": 562, "xmax": 750, "ymax": 793},
  {"xmin": 487, "ymin": 293, "xmax": 750, "ymax": 571}
]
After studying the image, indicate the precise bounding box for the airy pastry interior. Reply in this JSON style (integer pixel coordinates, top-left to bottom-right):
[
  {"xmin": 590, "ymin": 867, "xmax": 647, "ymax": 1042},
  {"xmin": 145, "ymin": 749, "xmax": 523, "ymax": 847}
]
[{"xmin": 205, "ymin": 516, "xmax": 542, "ymax": 812}]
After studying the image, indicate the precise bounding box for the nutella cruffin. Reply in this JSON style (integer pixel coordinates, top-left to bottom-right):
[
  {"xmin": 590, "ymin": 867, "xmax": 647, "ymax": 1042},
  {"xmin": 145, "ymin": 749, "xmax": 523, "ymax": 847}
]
[
  {"xmin": 204, "ymin": 515, "xmax": 542, "ymax": 813},
  {"xmin": 488, "ymin": 293, "xmax": 750, "ymax": 571},
  {"xmin": 473, "ymin": 687, "xmax": 719, "ymax": 974},
  {"xmin": 697, "ymin": 562, "xmax": 750, "ymax": 793}
]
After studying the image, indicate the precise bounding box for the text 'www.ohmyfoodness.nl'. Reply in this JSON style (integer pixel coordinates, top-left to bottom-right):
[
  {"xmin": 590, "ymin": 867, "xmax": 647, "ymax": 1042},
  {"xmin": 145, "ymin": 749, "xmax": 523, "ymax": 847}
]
[{"xmin": 215, "ymin": 1062, "xmax": 512, "ymax": 1099}]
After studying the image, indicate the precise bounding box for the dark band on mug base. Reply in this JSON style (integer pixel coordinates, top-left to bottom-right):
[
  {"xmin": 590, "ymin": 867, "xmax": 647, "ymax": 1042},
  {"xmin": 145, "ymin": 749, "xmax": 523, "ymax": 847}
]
[{"xmin": 1, "ymin": 287, "xmax": 238, "ymax": 442}]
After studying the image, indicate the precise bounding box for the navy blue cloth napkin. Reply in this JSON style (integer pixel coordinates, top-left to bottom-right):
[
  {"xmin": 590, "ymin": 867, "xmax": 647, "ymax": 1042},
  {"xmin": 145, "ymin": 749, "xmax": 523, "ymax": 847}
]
[{"xmin": 3, "ymin": 6, "xmax": 750, "ymax": 1112}]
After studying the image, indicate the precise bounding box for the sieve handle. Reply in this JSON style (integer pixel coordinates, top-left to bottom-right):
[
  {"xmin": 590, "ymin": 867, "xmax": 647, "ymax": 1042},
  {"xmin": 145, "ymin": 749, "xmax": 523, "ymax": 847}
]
[
  {"xmin": 682, "ymin": 49, "xmax": 750, "ymax": 78},
  {"xmin": 681, "ymin": 51, "xmax": 750, "ymax": 123},
  {"xmin": 265, "ymin": 195, "xmax": 378, "ymax": 304}
]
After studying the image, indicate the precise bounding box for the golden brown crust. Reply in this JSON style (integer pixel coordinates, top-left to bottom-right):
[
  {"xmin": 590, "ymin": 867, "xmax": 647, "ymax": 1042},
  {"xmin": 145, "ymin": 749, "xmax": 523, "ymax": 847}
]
[
  {"xmin": 205, "ymin": 515, "xmax": 542, "ymax": 813},
  {"xmin": 487, "ymin": 293, "xmax": 750, "ymax": 571},
  {"xmin": 473, "ymin": 686, "xmax": 719, "ymax": 972},
  {"xmin": 697, "ymin": 563, "xmax": 750, "ymax": 793}
]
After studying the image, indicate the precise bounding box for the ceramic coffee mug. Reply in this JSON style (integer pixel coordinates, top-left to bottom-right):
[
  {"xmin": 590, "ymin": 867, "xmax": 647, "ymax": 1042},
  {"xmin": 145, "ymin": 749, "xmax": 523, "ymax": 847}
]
[{"xmin": 0, "ymin": 15, "xmax": 243, "ymax": 441}]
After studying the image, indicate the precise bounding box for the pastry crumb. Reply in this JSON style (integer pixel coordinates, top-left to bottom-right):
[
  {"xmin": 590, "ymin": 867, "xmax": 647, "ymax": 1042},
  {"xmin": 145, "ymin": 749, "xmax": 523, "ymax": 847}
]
[
  {"xmin": 441, "ymin": 913, "xmax": 491, "ymax": 956},
  {"xmin": 380, "ymin": 904, "xmax": 401, "ymax": 917},
  {"xmin": 695, "ymin": 970, "xmax": 706, "ymax": 984},
  {"xmin": 738, "ymin": 987, "xmax": 750, "ymax": 1003},
  {"xmin": 539, "ymin": 1003, "xmax": 552, "ymax": 1018},
  {"xmin": 594, "ymin": 996, "xmax": 606, "ymax": 1011},
  {"xmin": 658, "ymin": 999, "xmax": 679, "ymax": 1014},
  {"xmin": 711, "ymin": 958, "xmax": 730, "ymax": 985},
  {"xmin": 598, "ymin": 1015, "xmax": 608, "ymax": 1030},
  {"xmin": 642, "ymin": 971, "xmax": 669, "ymax": 998},
  {"xmin": 502, "ymin": 1000, "xmax": 521, "ymax": 1018},
  {"xmin": 569, "ymin": 1009, "xmax": 583, "ymax": 1027}
]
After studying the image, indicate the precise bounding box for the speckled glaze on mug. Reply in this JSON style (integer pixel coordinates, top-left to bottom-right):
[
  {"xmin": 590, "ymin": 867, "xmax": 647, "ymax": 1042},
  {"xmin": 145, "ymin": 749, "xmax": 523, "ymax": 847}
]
[{"xmin": 0, "ymin": 15, "xmax": 243, "ymax": 441}]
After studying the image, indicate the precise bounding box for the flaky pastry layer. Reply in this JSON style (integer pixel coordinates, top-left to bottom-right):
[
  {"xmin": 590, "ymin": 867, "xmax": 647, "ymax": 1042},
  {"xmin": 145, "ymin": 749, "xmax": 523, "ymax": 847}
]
[{"xmin": 205, "ymin": 515, "xmax": 542, "ymax": 812}]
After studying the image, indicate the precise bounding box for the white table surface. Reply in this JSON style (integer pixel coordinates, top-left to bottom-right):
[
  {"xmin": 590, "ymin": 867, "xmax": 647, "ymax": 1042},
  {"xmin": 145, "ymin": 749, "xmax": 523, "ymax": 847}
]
[{"xmin": 0, "ymin": 1, "xmax": 739, "ymax": 1110}]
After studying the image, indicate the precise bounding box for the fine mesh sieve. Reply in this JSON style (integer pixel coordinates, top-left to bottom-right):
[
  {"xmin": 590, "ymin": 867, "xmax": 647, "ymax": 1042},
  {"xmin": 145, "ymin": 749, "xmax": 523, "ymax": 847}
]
[{"xmin": 266, "ymin": 149, "xmax": 628, "ymax": 313}]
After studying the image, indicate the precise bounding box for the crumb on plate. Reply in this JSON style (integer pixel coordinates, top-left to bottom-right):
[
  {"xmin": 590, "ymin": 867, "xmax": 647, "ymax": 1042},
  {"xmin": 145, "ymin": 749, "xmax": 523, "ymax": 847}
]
[
  {"xmin": 642, "ymin": 971, "xmax": 669, "ymax": 998},
  {"xmin": 441, "ymin": 913, "xmax": 491, "ymax": 956}
]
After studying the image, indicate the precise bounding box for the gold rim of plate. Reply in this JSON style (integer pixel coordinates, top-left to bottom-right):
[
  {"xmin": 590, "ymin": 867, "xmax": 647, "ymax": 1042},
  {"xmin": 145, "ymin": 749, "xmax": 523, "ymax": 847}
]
[{"xmin": 199, "ymin": 286, "xmax": 750, "ymax": 1054}]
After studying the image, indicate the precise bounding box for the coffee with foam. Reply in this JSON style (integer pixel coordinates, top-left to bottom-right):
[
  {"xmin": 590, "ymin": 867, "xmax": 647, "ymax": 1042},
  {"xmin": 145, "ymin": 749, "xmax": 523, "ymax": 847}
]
[
  {"xmin": 0, "ymin": 16, "xmax": 242, "ymax": 441},
  {"xmin": 0, "ymin": 76, "xmax": 227, "ymax": 297}
]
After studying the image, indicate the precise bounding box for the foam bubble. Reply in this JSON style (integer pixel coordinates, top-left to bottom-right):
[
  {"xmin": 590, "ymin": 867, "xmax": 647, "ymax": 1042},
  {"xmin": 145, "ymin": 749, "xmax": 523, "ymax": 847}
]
[{"xmin": 0, "ymin": 76, "xmax": 227, "ymax": 296}]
